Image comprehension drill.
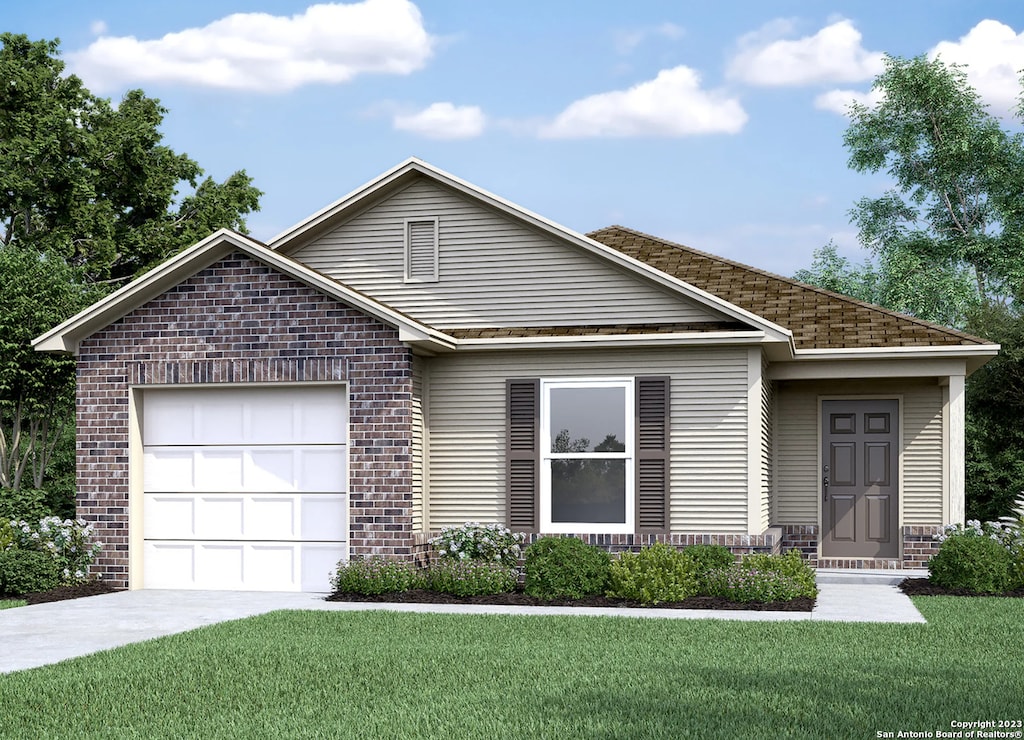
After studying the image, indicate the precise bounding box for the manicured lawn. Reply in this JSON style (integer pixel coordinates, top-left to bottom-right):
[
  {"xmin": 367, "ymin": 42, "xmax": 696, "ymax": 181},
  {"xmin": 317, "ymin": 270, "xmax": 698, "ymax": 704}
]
[
  {"xmin": 0, "ymin": 599, "xmax": 26, "ymax": 610},
  {"xmin": 1, "ymin": 597, "xmax": 1021, "ymax": 738}
]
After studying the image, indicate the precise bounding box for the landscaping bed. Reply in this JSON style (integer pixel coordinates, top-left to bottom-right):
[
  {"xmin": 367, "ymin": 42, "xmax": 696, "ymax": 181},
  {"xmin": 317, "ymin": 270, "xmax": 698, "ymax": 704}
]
[
  {"xmin": 326, "ymin": 588, "xmax": 816, "ymax": 611},
  {"xmin": 12, "ymin": 580, "xmax": 119, "ymax": 606},
  {"xmin": 898, "ymin": 577, "xmax": 1024, "ymax": 598}
]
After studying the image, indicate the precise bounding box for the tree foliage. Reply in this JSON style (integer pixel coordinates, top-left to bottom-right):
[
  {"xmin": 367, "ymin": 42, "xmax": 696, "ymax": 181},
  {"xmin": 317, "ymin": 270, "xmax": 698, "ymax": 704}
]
[
  {"xmin": 0, "ymin": 34, "xmax": 263, "ymax": 509},
  {"xmin": 0, "ymin": 33, "xmax": 262, "ymax": 283}
]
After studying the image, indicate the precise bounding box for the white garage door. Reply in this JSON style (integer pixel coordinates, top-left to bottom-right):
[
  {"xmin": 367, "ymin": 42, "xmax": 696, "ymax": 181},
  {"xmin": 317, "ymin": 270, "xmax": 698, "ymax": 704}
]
[{"xmin": 142, "ymin": 386, "xmax": 347, "ymax": 592}]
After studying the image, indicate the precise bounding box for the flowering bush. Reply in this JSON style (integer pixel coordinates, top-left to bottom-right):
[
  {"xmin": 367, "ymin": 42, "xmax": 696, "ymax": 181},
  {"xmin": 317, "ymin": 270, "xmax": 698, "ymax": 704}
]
[
  {"xmin": 426, "ymin": 558, "xmax": 517, "ymax": 596},
  {"xmin": 430, "ymin": 522, "xmax": 525, "ymax": 567},
  {"xmin": 8, "ymin": 517, "xmax": 102, "ymax": 585},
  {"xmin": 330, "ymin": 557, "xmax": 425, "ymax": 595},
  {"xmin": 705, "ymin": 550, "xmax": 818, "ymax": 603},
  {"xmin": 929, "ymin": 521, "xmax": 1019, "ymax": 593}
]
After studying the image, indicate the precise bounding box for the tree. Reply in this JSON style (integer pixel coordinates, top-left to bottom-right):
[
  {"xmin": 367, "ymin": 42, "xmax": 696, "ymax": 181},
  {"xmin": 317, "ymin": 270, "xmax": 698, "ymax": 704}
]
[
  {"xmin": 0, "ymin": 34, "xmax": 262, "ymax": 283},
  {"xmin": 844, "ymin": 54, "xmax": 1024, "ymax": 313},
  {"xmin": 0, "ymin": 34, "xmax": 263, "ymax": 512}
]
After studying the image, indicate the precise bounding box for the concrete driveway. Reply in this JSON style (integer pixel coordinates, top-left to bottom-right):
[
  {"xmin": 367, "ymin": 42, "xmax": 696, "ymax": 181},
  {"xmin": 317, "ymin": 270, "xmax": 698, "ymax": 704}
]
[{"xmin": 1, "ymin": 575, "xmax": 926, "ymax": 674}]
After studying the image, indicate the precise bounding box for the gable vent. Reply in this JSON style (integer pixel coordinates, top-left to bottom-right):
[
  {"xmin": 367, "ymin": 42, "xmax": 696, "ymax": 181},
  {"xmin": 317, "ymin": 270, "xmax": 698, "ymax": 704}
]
[{"xmin": 405, "ymin": 218, "xmax": 439, "ymax": 282}]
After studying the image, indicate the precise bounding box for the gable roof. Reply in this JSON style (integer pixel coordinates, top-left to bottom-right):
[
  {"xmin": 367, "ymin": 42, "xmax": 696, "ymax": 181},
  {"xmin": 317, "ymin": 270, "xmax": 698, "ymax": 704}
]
[
  {"xmin": 589, "ymin": 225, "xmax": 993, "ymax": 352},
  {"xmin": 33, "ymin": 229, "xmax": 455, "ymax": 354},
  {"xmin": 269, "ymin": 157, "xmax": 794, "ymax": 346}
]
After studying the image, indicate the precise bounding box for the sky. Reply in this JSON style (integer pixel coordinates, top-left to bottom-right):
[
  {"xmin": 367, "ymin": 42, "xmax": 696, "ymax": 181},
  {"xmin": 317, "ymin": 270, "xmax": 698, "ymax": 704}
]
[{"xmin": 7, "ymin": 0, "xmax": 1024, "ymax": 278}]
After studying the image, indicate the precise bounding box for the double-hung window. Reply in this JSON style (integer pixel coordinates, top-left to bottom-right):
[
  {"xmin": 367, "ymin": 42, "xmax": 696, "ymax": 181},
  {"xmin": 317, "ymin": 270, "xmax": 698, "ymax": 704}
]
[{"xmin": 539, "ymin": 379, "xmax": 634, "ymax": 533}]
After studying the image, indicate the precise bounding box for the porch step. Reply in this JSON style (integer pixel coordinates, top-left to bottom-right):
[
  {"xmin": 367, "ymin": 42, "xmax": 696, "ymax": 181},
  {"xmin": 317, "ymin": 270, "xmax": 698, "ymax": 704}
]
[{"xmin": 816, "ymin": 568, "xmax": 927, "ymax": 586}]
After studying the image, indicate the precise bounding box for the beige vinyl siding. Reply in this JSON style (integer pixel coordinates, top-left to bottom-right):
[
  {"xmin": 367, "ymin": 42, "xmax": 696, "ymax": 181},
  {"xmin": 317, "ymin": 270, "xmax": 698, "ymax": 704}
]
[
  {"xmin": 411, "ymin": 355, "xmax": 427, "ymax": 533},
  {"xmin": 424, "ymin": 347, "xmax": 750, "ymax": 533},
  {"xmin": 291, "ymin": 177, "xmax": 723, "ymax": 328},
  {"xmin": 759, "ymin": 354, "xmax": 774, "ymax": 532},
  {"xmin": 773, "ymin": 379, "xmax": 944, "ymax": 526}
]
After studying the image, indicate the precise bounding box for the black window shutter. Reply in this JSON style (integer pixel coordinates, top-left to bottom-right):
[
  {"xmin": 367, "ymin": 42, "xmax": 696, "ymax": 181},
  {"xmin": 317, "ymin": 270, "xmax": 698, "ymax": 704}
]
[
  {"xmin": 636, "ymin": 376, "xmax": 670, "ymax": 534},
  {"xmin": 507, "ymin": 379, "xmax": 540, "ymax": 532}
]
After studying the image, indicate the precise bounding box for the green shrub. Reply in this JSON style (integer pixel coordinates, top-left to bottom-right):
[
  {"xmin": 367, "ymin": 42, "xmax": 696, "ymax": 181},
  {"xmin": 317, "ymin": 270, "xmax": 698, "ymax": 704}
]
[
  {"xmin": 430, "ymin": 522, "xmax": 525, "ymax": 567},
  {"xmin": 706, "ymin": 550, "xmax": 818, "ymax": 603},
  {"xmin": 0, "ymin": 489, "xmax": 50, "ymax": 524},
  {"xmin": 523, "ymin": 537, "xmax": 610, "ymax": 599},
  {"xmin": 683, "ymin": 544, "xmax": 735, "ymax": 591},
  {"xmin": 9, "ymin": 517, "xmax": 102, "ymax": 585},
  {"xmin": 330, "ymin": 557, "xmax": 425, "ymax": 595},
  {"xmin": 0, "ymin": 549, "xmax": 61, "ymax": 595},
  {"xmin": 606, "ymin": 543, "xmax": 700, "ymax": 605},
  {"xmin": 929, "ymin": 530, "xmax": 1016, "ymax": 594},
  {"xmin": 426, "ymin": 558, "xmax": 517, "ymax": 596}
]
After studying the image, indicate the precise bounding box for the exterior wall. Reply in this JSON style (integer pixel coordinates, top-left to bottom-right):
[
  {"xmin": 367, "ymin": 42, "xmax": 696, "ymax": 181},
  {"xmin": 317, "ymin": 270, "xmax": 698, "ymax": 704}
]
[
  {"xmin": 290, "ymin": 177, "xmax": 722, "ymax": 328},
  {"xmin": 424, "ymin": 346, "xmax": 751, "ymax": 534},
  {"xmin": 410, "ymin": 354, "xmax": 427, "ymax": 534},
  {"xmin": 759, "ymin": 353, "xmax": 774, "ymax": 533},
  {"xmin": 76, "ymin": 253, "xmax": 414, "ymax": 588}
]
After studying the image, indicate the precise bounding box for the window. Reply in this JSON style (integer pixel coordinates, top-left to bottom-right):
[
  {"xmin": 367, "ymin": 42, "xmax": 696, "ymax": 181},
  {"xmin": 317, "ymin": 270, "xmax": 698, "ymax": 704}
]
[
  {"xmin": 539, "ymin": 379, "xmax": 634, "ymax": 533},
  {"xmin": 404, "ymin": 218, "xmax": 439, "ymax": 282}
]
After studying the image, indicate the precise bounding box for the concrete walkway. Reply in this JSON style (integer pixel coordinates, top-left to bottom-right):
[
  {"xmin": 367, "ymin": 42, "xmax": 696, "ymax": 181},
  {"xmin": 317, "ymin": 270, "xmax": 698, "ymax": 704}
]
[{"xmin": 0, "ymin": 571, "xmax": 927, "ymax": 675}]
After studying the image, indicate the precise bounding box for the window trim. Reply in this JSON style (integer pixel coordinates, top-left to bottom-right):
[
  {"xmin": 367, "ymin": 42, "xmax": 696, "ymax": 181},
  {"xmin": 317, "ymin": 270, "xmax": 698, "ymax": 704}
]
[{"xmin": 538, "ymin": 378, "xmax": 635, "ymax": 534}]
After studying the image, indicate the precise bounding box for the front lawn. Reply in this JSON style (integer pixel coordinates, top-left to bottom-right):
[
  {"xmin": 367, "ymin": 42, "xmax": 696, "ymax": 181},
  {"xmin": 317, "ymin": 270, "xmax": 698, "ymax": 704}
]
[
  {"xmin": 0, "ymin": 599, "xmax": 26, "ymax": 610},
  {"xmin": 1, "ymin": 597, "xmax": 1021, "ymax": 738}
]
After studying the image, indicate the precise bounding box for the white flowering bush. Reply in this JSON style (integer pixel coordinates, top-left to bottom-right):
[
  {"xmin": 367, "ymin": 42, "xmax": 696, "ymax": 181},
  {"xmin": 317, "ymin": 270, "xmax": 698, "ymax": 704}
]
[
  {"xmin": 430, "ymin": 522, "xmax": 525, "ymax": 567},
  {"xmin": 929, "ymin": 515, "xmax": 1023, "ymax": 593},
  {"xmin": 8, "ymin": 517, "xmax": 102, "ymax": 586}
]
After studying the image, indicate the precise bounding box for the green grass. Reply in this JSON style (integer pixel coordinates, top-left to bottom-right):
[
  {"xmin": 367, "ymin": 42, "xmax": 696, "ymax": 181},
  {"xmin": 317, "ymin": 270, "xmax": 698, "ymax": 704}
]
[
  {"xmin": 0, "ymin": 597, "xmax": 1021, "ymax": 739},
  {"xmin": 0, "ymin": 599, "xmax": 26, "ymax": 610}
]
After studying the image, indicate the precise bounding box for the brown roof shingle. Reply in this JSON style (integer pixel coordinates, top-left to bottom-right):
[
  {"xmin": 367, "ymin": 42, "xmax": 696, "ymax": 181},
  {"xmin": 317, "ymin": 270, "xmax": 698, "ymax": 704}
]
[{"xmin": 589, "ymin": 225, "xmax": 990, "ymax": 351}]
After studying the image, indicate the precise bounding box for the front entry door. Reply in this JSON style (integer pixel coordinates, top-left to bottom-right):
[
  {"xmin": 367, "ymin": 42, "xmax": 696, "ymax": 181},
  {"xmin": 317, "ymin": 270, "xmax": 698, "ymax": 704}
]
[{"xmin": 821, "ymin": 400, "xmax": 899, "ymax": 558}]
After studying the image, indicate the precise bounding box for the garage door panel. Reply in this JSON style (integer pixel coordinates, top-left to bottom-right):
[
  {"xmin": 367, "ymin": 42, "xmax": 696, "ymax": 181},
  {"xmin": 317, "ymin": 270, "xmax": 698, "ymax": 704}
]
[
  {"xmin": 145, "ymin": 388, "xmax": 346, "ymax": 446},
  {"xmin": 144, "ymin": 541, "xmax": 339, "ymax": 591},
  {"xmin": 145, "ymin": 447, "xmax": 346, "ymax": 493},
  {"xmin": 144, "ymin": 493, "xmax": 346, "ymax": 541}
]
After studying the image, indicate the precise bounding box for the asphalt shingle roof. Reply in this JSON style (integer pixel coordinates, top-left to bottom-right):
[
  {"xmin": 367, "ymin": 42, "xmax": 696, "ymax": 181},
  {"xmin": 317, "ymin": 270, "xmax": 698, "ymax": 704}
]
[{"xmin": 588, "ymin": 225, "xmax": 990, "ymax": 351}]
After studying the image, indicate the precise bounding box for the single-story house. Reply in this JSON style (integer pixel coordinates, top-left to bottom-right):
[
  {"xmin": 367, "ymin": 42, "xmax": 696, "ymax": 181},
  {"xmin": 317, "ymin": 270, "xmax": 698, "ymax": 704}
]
[{"xmin": 34, "ymin": 158, "xmax": 999, "ymax": 592}]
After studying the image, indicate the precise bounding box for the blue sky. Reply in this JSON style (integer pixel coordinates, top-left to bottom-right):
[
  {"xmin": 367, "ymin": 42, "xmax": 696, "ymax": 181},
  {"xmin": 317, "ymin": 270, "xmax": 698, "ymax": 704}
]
[{"xmin": 7, "ymin": 0, "xmax": 1024, "ymax": 277}]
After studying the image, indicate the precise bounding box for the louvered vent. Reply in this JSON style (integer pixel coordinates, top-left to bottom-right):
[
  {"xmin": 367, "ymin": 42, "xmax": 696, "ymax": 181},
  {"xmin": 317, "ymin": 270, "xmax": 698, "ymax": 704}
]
[{"xmin": 405, "ymin": 219, "xmax": 438, "ymax": 281}]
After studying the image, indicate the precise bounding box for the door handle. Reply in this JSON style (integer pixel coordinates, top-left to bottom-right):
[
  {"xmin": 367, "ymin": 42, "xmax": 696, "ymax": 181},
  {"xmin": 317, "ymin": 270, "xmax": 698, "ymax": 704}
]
[{"xmin": 822, "ymin": 476, "xmax": 829, "ymax": 501}]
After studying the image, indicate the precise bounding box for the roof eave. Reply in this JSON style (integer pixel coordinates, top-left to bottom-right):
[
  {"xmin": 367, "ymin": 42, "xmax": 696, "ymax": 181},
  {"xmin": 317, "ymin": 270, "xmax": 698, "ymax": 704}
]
[
  {"xmin": 453, "ymin": 330, "xmax": 772, "ymax": 352},
  {"xmin": 793, "ymin": 344, "xmax": 1001, "ymax": 376}
]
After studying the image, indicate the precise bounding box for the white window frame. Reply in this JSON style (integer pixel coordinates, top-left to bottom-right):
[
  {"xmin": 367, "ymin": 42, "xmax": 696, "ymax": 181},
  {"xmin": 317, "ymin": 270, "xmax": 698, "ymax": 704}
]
[{"xmin": 539, "ymin": 378, "xmax": 634, "ymax": 534}]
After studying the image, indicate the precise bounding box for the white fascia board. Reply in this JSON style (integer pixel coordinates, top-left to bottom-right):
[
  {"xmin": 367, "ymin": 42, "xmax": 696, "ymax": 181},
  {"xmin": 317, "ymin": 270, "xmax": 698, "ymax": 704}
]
[
  {"xmin": 786, "ymin": 344, "xmax": 1000, "ymax": 377},
  {"xmin": 453, "ymin": 330, "xmax": 769, "ymax": 352},
  {"xmin": 770, "ymin": 357, "xmax": 969, "ymax": 381},
  {"xmin": 268, "ymin": 158, "xmax": 795, "ymax": 349},
  {"xmin": 33, "ymin": 228, "xmax": 454, "ymax": 355}
]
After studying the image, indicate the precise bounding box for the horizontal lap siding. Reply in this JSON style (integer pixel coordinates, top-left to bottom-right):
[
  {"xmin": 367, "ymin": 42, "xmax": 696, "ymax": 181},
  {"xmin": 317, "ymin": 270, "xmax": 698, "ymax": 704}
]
[
  {"xmin": 411, "ymin": 356, "xmax": 426, "ymax": 533},
  {"xmin": 773, "ymin": 379, "xmax": 944, "ymax": 526},
  {"xmin": 291, "ymin": 178, "xmax": 720, "ymax": 327},
  {"xmin": 426, "ymin": 348, "xmax": 749, "ymax": 533},
  {"xmin": 760, "ymin": 355, "xmax": 774, "ymax": 533}
]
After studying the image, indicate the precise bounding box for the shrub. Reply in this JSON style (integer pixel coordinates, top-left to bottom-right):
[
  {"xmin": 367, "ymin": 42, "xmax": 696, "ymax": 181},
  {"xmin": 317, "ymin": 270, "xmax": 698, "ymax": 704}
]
[
  {"xmin": 9, "ymin": 517, "xmax": 102, "ymax": 585},
  {"xmin": 929, "ymin": 528, "xmax": 1016, "ymax": 594},
  {"xmin": 523, "ymin": 537, "xmax": 610, "ymax": 599},
  {"xmin": 430, "ymin": 522, "xmax": 525, "ymax": 567},
  {"xmin": 0, "ymin": 489, "xmax": 50, "ymax": 524},
  {"xmin": 426, "ymin": 558, "xmax": 517, "ymax": 596},
  {"xmin": 707, "ymin": 550, "xmax": 818, "ymax": 603},
  {"xmin": 0, "ymin": 549, "xmax": 61, "ymax": 595},
  {"xmin": 330, "ymin": 557, "xmax": 424, "ymax": 595},
  {"xmin": 606, "ymin": 543, "xmax": 700, "ymax": 605},
  {"xmin": 683, "ymin": 544, "xmax": 735, "ymax": 591}
]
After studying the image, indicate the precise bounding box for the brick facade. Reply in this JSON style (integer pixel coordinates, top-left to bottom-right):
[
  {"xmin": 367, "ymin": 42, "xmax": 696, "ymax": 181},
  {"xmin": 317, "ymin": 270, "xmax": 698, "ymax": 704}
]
[
  {"xmin": 780, "ymin": 523, "xmax": 940, "ymax": 569},
  {"xmin": 76, "ymin": 253, "xmax": 414, "ymax": 588}
]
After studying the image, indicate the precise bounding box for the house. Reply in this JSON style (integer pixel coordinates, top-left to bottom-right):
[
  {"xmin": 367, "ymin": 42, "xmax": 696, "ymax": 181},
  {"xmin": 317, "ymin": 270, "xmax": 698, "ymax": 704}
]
[{"xmin": 33, "ymin": 158, "xmax": 999, "ymax": 592}]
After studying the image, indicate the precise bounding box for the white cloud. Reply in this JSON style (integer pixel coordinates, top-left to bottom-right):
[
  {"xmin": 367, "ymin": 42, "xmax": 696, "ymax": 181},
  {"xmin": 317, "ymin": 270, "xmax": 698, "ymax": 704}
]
[
  {"xmin": 539, "ymin": 66, "xmax": 747, "ymax": 139},
  {"xmin": 393, "ymin": 102, "xmax": 485, "ymax": 139},
  {"xmin": 69, "ymin": 0, "xmax": 434, "ymax": 93},
  {"xmin": 930, "ymin": 20, "xmax": 1024, "ymax": 116},
  {"xmin": 814, "ymin": 87, "xmax": 884, "ymax": 116},
  {"xmin": 613, "ymin": 22, "xmax": 685, "ymax": 55},
  {"xmin": 728, "ymin": 19, "xmax": 884, "ymax": 86},
  {"xmin": 90, "ymin": 20, "xmax": 108, "ymax": 36}
]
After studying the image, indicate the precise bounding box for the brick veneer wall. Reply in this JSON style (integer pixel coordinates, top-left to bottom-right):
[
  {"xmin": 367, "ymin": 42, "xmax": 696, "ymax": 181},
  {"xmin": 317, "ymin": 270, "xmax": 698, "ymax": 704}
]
[
  {"xmin": 76, "ymin": 252, "xmax": 414, "ymax": 588},
  {"xmin": 781, "ymin": 523, "xmax": 941, "ymax": 569}
]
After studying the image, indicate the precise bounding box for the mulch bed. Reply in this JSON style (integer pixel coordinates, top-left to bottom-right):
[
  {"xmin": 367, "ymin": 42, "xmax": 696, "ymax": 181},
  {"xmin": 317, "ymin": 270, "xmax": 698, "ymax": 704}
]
[
  {"xmin": 326, "ymin": 588, "xmax": 816, "ymax": 612},
  {"xmin": 898, "ymin": 578, "xmax": 1024, "ymax": 598},
  {"xmin": 15, "ymin": 581, "xmax": 121, "ymax": 606}
]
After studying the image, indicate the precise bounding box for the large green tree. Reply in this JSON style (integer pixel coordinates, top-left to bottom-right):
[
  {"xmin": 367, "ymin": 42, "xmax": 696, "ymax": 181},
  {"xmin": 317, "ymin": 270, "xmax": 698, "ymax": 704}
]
[
  {"xmin": 0, "ymin": 34, "xmax": 263, "ymax": 513},
  {"xmin": 796, "ymin": 54, "xmax": 1024, "ymax": 521}
]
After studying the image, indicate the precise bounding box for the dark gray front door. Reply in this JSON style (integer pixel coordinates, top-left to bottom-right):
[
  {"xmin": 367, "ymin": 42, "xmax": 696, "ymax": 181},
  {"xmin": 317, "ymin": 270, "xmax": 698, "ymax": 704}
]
[{"xmin": 821, "ymin": 399, "xmax": 899, "ymax": 558}]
